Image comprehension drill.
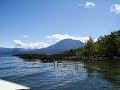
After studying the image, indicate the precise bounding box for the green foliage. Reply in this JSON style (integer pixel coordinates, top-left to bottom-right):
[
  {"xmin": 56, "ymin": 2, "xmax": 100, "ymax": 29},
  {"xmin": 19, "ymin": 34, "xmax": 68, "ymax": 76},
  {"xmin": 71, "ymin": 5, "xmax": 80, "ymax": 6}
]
[
  {"xmin": 97, "ymin": 31, "xmax": 120, "ymax": 57},
  {"xmin": 66, "ymin": 30, "xmax": 120, "ymax": 59}
]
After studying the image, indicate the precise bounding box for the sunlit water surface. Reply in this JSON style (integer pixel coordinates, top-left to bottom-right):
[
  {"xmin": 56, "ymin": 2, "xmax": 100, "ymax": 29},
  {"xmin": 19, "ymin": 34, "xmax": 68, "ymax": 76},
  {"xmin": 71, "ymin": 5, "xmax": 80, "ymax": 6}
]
[{"xmin": 0, "ymin": 56, "xmax": 119, "ymax": 90}]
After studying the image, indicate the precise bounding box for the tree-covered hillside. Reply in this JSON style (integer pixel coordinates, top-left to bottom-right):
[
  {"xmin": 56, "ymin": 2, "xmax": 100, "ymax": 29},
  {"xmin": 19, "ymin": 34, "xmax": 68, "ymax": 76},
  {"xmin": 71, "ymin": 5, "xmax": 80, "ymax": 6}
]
[{"xmin": 65, "ymin": 30, "xmax": 120, "ymax": 59}]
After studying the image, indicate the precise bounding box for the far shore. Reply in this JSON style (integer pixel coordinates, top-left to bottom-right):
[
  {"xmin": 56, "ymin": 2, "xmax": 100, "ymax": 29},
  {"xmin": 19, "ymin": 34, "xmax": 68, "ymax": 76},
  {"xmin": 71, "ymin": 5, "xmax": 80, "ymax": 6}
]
[{"xmin": 15, "ymin": 54, "xmax": 120, "ymax": 61}]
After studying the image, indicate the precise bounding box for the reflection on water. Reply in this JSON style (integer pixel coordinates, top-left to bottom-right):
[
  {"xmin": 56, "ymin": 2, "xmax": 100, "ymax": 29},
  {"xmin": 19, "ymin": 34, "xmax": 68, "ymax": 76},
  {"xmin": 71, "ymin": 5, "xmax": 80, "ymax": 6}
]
[
  {"xmin": 0, "ymin": 56, "xmax": 119, "ymax": 90},
  {"xmin": 84, "ymin": 60, "xmax": 120, "ymax": 89}
]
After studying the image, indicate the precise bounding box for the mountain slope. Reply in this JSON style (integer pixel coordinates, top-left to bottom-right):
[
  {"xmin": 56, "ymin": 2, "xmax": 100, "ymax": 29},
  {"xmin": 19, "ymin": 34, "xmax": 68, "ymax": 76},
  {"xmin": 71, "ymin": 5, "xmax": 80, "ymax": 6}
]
[
  {"xmin": 0, "ymin": 39, "xmax": 85, "ymax": 55},
  {"xmin": 12, "ymin": 48, "xmax": 33, "ymax": 54},
  {"xmin": 30, "ymin": 39, "xmax": 85, "ymax": 54},
  {"xmin": 0, "ymin": 48, "xmax": 14, "ymax": 56},
  {"xmin": 0, "ymin": 48, "xmax": 32, "ymax": 55},
  {"xmin": 0, "ymin": 48, "xmax": 13, "ymax": 53}
]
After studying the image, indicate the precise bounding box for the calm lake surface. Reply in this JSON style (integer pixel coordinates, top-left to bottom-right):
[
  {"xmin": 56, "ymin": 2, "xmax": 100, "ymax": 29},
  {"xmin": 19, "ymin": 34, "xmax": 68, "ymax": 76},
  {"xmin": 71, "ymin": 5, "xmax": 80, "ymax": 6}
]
[{"xmin": 0, "ymin": 56, "xmax": 120, "ymax": 90}]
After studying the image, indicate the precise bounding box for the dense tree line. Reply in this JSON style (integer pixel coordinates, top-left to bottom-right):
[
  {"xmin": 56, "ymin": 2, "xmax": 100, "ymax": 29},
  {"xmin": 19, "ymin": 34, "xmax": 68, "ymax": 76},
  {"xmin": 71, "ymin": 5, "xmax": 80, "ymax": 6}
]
[
  {"xmin": 16, "ymin": 53, "xmax": 76, "ymax": 61},
  {"xmin": 65, "ymin": 31, "xmax": 120, "ymax": 59}
]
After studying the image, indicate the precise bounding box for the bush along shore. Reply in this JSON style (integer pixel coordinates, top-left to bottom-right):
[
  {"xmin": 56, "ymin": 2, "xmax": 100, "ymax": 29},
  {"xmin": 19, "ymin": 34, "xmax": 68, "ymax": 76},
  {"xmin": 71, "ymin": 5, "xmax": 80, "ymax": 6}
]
[
  {"xmin": 15, "ymin": 53, "xmax": 82, "ymax": 61},
  {"xmin": 16, "ymin": 30, "xmax": 120, "ymax": 61}
]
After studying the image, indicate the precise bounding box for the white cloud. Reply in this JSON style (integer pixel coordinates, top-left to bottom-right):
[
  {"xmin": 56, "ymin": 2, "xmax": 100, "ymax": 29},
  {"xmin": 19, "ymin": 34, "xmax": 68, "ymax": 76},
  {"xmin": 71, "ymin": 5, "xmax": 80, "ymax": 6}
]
[
  {"xmin": 85, "ymin": 2, "xmax": 95, "ymax": 8},
  {"xmin": 111, "ymin": 4, "xmax": 120, "ymax": 14},
  {"xmin": 78, "ymin": 2, "xmax": 95, "ymax": 8},
  {"xmin": 13, "ymin": 40, "xmax": 49, "ymax": 49},
  {"xmin": 46, "ymin": 34, "xmax": 97, "ymax": 43}
]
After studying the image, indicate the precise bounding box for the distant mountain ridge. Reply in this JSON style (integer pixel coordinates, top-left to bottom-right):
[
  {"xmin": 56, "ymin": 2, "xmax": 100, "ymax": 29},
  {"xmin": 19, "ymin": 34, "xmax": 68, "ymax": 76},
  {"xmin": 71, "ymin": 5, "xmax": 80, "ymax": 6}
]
[
  {"xmin": 0, "ymin": 48, "xmax": 32, "ymax": 55},
  {"xmin": 12, "ymin": 48, "xmax": 33, "ymax": 54},
  {"xmin": 0, "ymin": 39, "xmax": 85, "ymax": 55},
  {"xmin": 0, "ymin": 48, "xmax": 14, "ymax": 56},
  {"xmin": 29, "ymin": 39, "xmax": 85, "ymax": 54},
  {"xmin": 0, "ymin": 48, "xmax": 13, "ymax": 53},
  {"xmin": 1, "ymin": 30, "xmax": 120, "ymax": 56}
]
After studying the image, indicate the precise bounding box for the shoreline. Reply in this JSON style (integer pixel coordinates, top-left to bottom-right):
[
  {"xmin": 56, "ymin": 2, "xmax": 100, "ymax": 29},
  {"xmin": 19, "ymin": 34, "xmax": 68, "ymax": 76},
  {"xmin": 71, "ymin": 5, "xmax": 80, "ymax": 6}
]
[{"xmin": 15, "ymin": 54, "xmax": 120, "ymax": 61}]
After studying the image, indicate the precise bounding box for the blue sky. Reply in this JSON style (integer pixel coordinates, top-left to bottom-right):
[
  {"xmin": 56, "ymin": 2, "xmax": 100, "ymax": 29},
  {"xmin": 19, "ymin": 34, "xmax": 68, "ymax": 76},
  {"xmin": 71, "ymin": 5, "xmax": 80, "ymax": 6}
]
[{"xmin": 0, "ymin": 0, "xmax": 120, "ymax": 48}]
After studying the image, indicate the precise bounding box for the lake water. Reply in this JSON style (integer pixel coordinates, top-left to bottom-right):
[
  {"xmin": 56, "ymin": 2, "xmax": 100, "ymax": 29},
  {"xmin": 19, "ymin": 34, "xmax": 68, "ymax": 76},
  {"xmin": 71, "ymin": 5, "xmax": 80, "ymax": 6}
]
[{"xmin": 0, "ymin": 56, "xmax": 120, "ymax": 90}]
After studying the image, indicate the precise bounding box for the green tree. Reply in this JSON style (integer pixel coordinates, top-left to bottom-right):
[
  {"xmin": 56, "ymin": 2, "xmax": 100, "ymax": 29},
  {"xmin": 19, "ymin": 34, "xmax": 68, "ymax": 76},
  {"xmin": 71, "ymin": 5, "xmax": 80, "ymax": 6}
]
[{"xmin": 83, "ymin": 37, "xmax": 95, "ymax": 57}]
